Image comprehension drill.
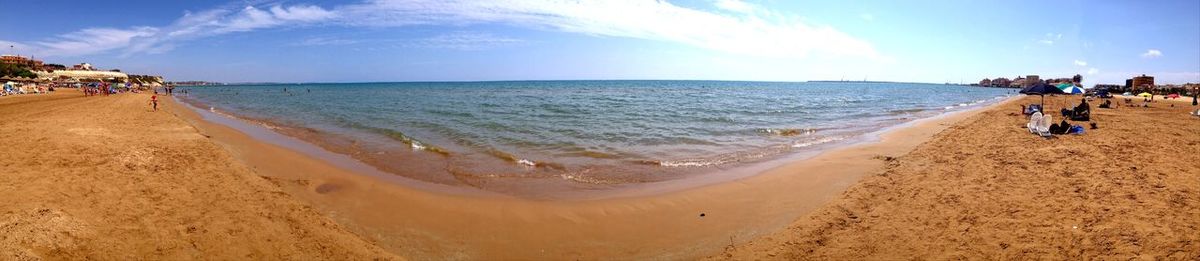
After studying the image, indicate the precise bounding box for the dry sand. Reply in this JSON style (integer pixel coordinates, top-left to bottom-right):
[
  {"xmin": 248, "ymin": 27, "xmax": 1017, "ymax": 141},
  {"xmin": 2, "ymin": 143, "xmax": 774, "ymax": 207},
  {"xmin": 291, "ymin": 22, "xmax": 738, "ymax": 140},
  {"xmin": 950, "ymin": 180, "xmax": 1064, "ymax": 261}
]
[
  {"xmin": 714, "ymin": 95, "xmax": 1200, "ymax": 259},
  {"xmin": 0, "ymin": 90, "xmax": 397, "ymax": 259}
]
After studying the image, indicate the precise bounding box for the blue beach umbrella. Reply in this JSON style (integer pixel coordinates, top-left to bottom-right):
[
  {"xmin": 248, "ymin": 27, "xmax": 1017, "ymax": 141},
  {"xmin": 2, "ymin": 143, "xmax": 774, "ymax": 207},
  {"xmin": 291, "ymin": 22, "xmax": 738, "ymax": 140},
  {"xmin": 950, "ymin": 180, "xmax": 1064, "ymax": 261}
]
[{"xmin": 1020, "ymin": 83, "xmax": 1065, "ymax": 105}]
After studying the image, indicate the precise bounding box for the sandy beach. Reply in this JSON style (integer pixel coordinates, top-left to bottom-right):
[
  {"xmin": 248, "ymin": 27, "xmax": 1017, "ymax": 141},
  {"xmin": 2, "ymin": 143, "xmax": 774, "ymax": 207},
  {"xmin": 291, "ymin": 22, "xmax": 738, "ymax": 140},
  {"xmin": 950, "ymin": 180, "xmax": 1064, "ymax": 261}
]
[
  {"xmin": 164, "ymin": 89, "xmax": 1028, "ymax": 259},
  {"xmin": 0, "ymin": 90, "xmax": 397, "ymax": 259},
  {"xmin": 3, "ymin": 89, "xmax": 1197, "ymax": 259},
  {"xmin": 715, "ymin": 94, "xmax": 1200, "ymax": 259}
]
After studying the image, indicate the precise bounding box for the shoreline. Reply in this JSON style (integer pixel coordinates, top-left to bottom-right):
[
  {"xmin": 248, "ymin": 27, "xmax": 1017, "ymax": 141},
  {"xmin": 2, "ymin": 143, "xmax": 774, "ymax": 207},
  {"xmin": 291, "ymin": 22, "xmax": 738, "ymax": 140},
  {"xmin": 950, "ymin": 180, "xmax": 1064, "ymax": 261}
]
[
  {"xmin": 164, "ymin": 91, "xmax": 1019, "ymax": 259},
  {"xmin": 173, "ymin": 91, "xmax": 1016, "ymax": 200}
]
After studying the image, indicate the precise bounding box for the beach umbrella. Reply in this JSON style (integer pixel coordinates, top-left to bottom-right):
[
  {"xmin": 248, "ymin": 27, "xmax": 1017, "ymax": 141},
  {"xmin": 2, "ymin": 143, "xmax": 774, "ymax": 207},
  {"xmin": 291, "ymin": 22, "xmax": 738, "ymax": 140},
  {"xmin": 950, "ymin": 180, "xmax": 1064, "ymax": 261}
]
[
  {"xmin": 1059, "ymin": 85, "xmax": 1085, "ymax": 94},
  {"xmin": 1020, "ymin": 83, "xmax": 1065, "ymax": 105},
  {"xmin": 1137, "ymin": 92, "xmax": 1152, "ymax": 97}
]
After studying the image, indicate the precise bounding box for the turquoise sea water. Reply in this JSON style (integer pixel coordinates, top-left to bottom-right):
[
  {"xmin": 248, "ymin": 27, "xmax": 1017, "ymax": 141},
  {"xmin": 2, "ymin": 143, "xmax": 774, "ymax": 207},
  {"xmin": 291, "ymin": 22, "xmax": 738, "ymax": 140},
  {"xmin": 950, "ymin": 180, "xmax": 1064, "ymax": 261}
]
[{"xmin": 179, "ymin": 81, "xmax": 1013, "ymax": 189}]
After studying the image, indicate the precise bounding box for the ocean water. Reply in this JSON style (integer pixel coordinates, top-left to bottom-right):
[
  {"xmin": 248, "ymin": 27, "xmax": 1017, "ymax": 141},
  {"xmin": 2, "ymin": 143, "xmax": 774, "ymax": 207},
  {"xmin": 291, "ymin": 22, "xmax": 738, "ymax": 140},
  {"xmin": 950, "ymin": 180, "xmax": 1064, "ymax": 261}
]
[{"xmin": 179, "ymin": 81, "xmax": 1012, "ymax": 191}]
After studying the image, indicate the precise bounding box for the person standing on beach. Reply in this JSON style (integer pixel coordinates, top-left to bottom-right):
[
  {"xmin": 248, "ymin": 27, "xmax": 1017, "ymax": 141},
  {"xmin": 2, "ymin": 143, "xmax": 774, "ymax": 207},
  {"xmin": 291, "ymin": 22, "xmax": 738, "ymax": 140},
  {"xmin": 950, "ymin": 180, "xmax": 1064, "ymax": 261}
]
[
  {"xmin": 150, "ymin": 94, "xmax": 158, "ymax": 111},
  {"xmin": 1193, "ymin": 87, "xmax": 1198, "ymax": 106}
]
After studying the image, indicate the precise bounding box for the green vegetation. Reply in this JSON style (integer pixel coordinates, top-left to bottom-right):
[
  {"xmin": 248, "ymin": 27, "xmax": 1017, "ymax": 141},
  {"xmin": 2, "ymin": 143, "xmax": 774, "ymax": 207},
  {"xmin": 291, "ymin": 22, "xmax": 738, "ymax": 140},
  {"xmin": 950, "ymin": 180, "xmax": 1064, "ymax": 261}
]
[
  {"xmin": 44, "ymin": 63, "xmax": 67, "ymax": 70},
  {"xmin": 0, "ymin": 63, "xmax": 37, "ymax": 78}
]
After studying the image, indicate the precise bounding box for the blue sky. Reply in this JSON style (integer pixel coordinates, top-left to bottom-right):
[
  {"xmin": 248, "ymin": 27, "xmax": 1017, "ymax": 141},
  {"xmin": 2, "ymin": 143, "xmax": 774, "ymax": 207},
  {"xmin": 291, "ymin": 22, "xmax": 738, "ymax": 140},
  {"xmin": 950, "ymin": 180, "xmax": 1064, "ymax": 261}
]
[{"xmin": 1, "ymin": 0, "xmax": 1198, "ymax": 84}]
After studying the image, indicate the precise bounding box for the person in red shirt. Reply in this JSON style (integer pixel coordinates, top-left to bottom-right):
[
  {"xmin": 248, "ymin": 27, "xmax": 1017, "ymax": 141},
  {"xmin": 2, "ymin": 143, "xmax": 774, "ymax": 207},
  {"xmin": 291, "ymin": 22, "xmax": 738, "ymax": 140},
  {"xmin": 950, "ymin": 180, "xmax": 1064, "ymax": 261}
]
[{"xmin": 150, "ymin": 95, "xmax": 158, "ymax": 111}]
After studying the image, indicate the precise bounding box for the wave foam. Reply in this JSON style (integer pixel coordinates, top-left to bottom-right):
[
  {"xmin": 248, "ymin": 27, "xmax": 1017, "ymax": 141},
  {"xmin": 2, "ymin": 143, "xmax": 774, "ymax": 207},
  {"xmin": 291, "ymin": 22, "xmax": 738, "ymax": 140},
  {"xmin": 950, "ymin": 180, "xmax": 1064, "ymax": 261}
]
[{"xmin": 792, "ymin": 136, "xmax": 845, "ymax": 148}]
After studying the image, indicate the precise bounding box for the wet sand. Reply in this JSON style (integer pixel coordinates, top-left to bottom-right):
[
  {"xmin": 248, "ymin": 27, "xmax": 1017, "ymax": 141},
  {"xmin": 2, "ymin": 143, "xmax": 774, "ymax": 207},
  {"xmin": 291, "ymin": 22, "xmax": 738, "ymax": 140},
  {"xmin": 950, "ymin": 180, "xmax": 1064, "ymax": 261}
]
[
  {"xmin": 166, "ymin": 88, "xmax": 1015, "ymax": 259},
  {"xmin": 714, "ymin": 94, "xmax": 1199, "ymax": 259},
  {"xmin": 0, "ymin": 90, "xmax": 396, "ymax": 259}
]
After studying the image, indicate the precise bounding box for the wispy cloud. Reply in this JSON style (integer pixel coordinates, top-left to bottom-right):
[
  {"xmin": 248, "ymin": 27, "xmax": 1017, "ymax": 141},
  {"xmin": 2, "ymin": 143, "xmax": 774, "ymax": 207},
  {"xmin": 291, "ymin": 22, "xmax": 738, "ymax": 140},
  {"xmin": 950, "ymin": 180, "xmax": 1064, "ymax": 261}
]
[
  {"xmin": 859, "ymin": 13, "xmax": 874, "ymax": 21},
  {"xmin": 5, "ymin": 3, "xmax": 337, "ymax": 57},
  {"xmin": 1141, "ymin": 49, "xmax": 1162, "ymax": 58},
  {"xmin": 33, "ymin": 27, "xmax": 159, "ymax": 57},
  {"xmin": 336, "ymin": 0, "xmax": 880, "ymax": 59},
  {"xmin": 1037, "ymin": 33, "xmax": 1062, "ymax": 45},
  {"xmin": 1087, "ymin": 68, "xmax": 1099, "ymax": 75},
  {"xmin": 407, "ymin": 32, "xmax": 523, "ymax": 50},
  {"xmin": 2, "ymin": 0, "xmax": 880, "ymax": 61},
  {"xmin": 1073, "ymin": 60, "xmax": 1087, "ymax": 66},
  {"xmin": 293, "ymin": 37, "xmax": 359, "ymax": 46},
  {"xmin": 713, "ymin": 0, "xmax": 757, "ymax": 14}
]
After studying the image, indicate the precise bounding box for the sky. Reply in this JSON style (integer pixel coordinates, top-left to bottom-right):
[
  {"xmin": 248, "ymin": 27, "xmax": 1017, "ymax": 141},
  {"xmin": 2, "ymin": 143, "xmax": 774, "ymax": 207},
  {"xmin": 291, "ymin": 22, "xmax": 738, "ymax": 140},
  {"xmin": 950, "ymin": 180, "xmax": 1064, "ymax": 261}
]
[{"xmin": 1, "ymin": 0, "xmax": 1198, "ymax": 84}]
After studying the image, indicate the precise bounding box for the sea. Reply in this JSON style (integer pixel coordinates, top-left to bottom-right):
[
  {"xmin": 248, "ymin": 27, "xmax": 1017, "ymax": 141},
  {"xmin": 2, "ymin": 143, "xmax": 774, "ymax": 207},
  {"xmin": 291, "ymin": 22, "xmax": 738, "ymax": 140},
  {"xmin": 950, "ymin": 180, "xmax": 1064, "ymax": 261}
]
[{"xmin": 177, "ymin": 81, "xmax": 1014, "ymax": 195}]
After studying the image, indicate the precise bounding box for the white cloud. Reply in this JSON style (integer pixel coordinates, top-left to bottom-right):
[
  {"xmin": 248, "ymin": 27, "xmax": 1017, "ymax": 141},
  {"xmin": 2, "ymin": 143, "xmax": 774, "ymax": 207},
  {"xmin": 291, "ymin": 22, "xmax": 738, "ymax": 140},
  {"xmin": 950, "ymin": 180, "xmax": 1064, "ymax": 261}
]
[
  {"xmin": 0, "ymin": 40, "xmax": 33, "ymax": 55},
  {"xmin": 294, "ymin": 37, "xmax": 359, "ymax": 46},
  {"xmin": 713, "ymin": 0, "xmax": 756, "ymax": 14},
  {"xmin": 1087, "ymin": 68, "xmax": 1098, "ymax": 75},
  {"xmin": 407, "ymin": 32, "xmax": 523, "ymax": 50},
  {"xmin": 2, "ymin": 1, "xmax": 879, "ymax": 61},
  {"xmin": 336, "ymin": 0, "xmax": 880, "ymax": 60},
  {"xmin": 1141, "ymin": 49, "xmax": 1162, "ymax": 58},
  {"xmin": 1073, "ymin": 60, "xmax": 1087, "ymax": 66},
  {"xmin": 859, "ymin": 13, "xmax": 874, "ymax": 21},
  {"xmin": 2, "ymin": 4, "xmax": 336, "ymax": 58},
  {"xmin": 33, "ymin": 27, "xmax": 159, "ymax": 57},
  {"xmin": 1037, "ymin": 33, "xmax": 1062, "ymax": 45}
]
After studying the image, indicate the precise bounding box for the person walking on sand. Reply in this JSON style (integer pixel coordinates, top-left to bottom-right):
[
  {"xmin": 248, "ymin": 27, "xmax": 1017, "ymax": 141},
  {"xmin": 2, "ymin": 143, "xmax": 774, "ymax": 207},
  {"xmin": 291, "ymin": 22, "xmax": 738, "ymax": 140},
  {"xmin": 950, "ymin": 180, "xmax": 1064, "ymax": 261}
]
[
  {"xmin": 150, "ymin": 94, "xmax": 159, "ymax": 111},
  {"xmin": 1193, "ymin": 88, "xmax": 1198, "ymax": 106}
]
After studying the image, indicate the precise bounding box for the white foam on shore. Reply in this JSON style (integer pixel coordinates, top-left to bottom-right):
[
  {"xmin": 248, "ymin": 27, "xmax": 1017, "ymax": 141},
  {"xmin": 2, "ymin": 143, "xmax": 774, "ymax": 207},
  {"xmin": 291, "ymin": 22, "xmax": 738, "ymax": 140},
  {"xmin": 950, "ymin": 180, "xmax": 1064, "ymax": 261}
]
[
  {"xmin": 410, "ymin": 141, "xmax": 427, "ymax": 150},
  {"xmin": 658, "ymin": 160, "xmax": 719, "ymax": 167},
  {"xmin": 792, "ymin": 136, "xmax": 845, "ymax": 148},
  {"xmin": 517, "ymin": 159, "xmax": 537, "ymax": 166}
]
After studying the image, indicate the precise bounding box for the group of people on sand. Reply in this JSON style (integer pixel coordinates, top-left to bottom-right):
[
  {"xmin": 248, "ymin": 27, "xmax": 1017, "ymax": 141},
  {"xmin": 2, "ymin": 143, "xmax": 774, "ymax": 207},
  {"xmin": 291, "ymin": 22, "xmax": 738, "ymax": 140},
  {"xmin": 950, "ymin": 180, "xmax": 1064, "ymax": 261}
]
[
  {"xmin": 148, "ymin": 85, "xmax": 181, "ymax": 112},
  {"xmin": 1024, "ymin": 97, "xmax": 1093, "ymax": 137},
  {"xmin": 82, "ymin": 82, "xmax": 145, "ymax": 96},
  {"xmin": 1, "ymin": 82, "xmax": 51, "ymax": 96}
]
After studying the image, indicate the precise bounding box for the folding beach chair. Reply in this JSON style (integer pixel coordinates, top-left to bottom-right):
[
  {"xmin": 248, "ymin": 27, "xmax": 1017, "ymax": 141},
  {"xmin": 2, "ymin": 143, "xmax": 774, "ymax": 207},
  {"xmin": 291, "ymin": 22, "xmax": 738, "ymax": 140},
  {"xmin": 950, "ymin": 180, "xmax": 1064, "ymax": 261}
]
[
  {"xmin": 1036, "ymin": 114, "xmax": 1053, "ymax": 137},
  {"xmin": 1027, "ymin": 111, "xmax": 1043, "ymax": 134}
]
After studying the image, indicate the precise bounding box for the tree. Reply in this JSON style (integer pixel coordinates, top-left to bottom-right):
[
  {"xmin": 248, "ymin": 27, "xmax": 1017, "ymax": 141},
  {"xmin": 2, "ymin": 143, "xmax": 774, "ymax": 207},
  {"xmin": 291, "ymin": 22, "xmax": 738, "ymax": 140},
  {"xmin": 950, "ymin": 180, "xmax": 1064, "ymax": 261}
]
[
  {"xmin": 44, "ymin": 63, "xmax": 67, "ymax": 70},
  {"xmin": 0, "ymin": 63, "xmax": 38, "ymax": 78},
  {"xmin": 1072, "ymin": 74, "xmax": 1082, "ymax": 84}
]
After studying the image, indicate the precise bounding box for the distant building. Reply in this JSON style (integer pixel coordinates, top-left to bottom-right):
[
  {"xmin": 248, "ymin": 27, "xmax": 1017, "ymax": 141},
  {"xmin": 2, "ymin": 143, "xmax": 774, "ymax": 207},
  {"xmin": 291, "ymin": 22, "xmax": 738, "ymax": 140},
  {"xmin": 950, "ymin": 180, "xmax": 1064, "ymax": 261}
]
[
  {"xmin": 992, "ymin": 77, "xmax": 1011, "ymax": 87},
  {"xmin": 1094, "ymin": 84, "xmax": 1121, "ymax": 91},
  {"xmin": 1011, "ymin": 77, "xmax": 1026, "ymax": 88},
  {"xmin": 44, "ymin": 69, "xmax": 128, "ymax": 82},
  {"xmin": 71, "ymin": 63, "xmax": 95, "ymax": 71},
  {"xmin": 1, "ymin": 55, "xmax": 43, "ymax": 68},
  {"xmin": 1132, "ymin": 74, "xmax": 1154, "ymax": 92},
  {"xmin": 979, "ymin": 78, "xmax": 991, "ymax": 86},
  {"xmin": 1025, "ymin": 75, "xmax": 1040, "ymax": 87}
]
